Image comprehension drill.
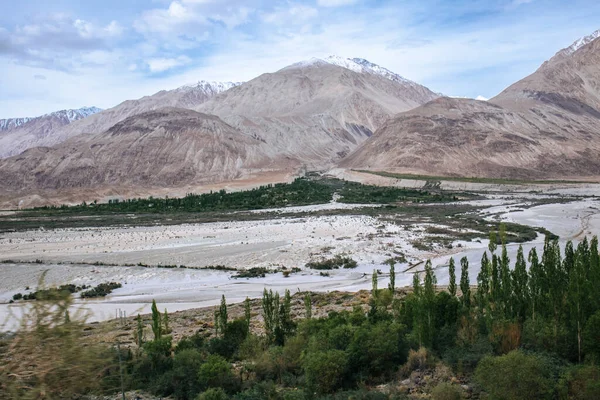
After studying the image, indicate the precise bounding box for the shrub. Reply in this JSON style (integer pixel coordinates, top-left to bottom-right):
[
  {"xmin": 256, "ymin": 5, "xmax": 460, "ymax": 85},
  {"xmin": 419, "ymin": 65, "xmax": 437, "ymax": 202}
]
[
  {"xmin": 400, "ymin": 347, "xmax": 436, "ymax": 377},
  {"xmin": 198, "ymin": 354, "xmax": 236, "ymax": 391},
  {"xmin": 559, "ymin": 365, "xmax": 600, "ymax": 400},
  {"xmin": 306, "ymin": 255, "xmax": 357, "ymax": 270},
  {"xmin": 474, "ymin": 351, "xmax": 555, "ymax": 400},
  {"xmin": 171, "ymin": 349, "xmax": 204, "ymax": 400},
  {"xmin": 431, "ymin": 382, "xmax": 461, "ymax": 400},
  {"xmin": 80, "ymin": 282, "xmax": 122, "ymax": 298},
  {"xmin": 303, "ymin": 349, "xmax": 348, "ymax": 394},
  {"xmin": 196, "ymin": 388, "xmax": 229, "ymax": 400}
]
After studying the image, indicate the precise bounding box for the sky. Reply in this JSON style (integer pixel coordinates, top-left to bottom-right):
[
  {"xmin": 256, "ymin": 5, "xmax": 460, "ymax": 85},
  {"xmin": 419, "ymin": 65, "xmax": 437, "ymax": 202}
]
[{"xmin": 0, "ymin": 0, "xmax": 599, "ymax": 118}]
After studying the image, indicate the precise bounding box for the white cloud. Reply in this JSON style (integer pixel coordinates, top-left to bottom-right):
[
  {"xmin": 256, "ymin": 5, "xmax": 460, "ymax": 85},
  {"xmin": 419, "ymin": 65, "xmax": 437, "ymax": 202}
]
[
  {"xmin": 317, "ymin": 0, "xmax": 358, "ymax": 7},
  {"xmin": 147, "ymin": 56, "xmax": 191, "ymax": 72}
]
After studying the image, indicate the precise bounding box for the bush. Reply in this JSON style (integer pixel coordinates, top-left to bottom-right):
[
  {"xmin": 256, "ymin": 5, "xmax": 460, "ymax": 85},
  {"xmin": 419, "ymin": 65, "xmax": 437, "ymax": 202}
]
[
  {"xmin": 474, "ymin": 351, "xmax": 555, "ymax": 400},
  {"xmin": 80, "ymin": 282, "xmax": 122, "ymax": 298},
  {"xmin": 431, "ymin": 382, "xmax": 461, "ymax": 400},
  {"xmin": 196, "ymin": 387, "xmax": 229, "ymax": 400},
  {"xmin": 198, "ymin": 354, "xmax": 237, "ymax": 392},
  {"xmin": 306, "ymin": 255, "xmax": 357, "ymax": 270},
  {"xmin": 303, "ymin": 349, "xmax": 348, "ymax": 394},
  {"xmin": 171, "ymin": 349, "xmax": 204, "ymax": 400},
  {"xmin": 559, "ymin": 365, "xmax": 600, "ymax": 400},
  {"xmin": 400, "ymin": 347, "xmax": 436, "ymax": 378}
]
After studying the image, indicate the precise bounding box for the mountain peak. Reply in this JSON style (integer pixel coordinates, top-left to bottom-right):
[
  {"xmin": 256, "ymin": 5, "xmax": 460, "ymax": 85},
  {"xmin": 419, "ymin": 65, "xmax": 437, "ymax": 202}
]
[
  {"xmin": 0, "ymin": 106, "xmax": 103, "ymax": 131},
  {"xmin": 554, "ymin": 29, "xmax": 600, "ymax": 58},
  {"xmin": 176, "ymin": 80, "xmax": 242, "ymax": 94},
  {"xmin": 283, "ymin": 55, "xmax": 418, "ymax": 87}
]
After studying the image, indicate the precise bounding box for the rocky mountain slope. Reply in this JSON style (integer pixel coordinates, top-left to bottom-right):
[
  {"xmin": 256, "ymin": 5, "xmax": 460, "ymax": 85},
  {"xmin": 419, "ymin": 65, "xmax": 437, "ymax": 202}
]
[
  {"xmin": 0, "ymin": 107, "xmax": 102, "ymax": 158},
  {"xmin": 0, "ymin": 58, "xmax": 436, "ymax": 205},
  {"xmin": 0, "ymin": 108, "xmax": 277, "ymax": 193},
  {"xmin": 341, "ymin": 31, "xmax": 600, "ymax": 179},
  {"xmin": 0, "ymin": 82, "xmax": 240, "ymax": 159},
  {"xmin": 197, "ymin": 57, "xmax": 439, "ymax": 168}
]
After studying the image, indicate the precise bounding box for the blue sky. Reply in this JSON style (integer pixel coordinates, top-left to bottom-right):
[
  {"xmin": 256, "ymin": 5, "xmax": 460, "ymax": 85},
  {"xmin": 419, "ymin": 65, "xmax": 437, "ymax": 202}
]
[{"xmin": 0, "ymin": 0, "xmax": 599, "ymax": 118}]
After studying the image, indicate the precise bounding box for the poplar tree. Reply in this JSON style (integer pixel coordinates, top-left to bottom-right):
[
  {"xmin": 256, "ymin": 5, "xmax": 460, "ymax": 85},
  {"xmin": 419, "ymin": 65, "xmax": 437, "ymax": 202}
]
[
  {"xmin": 590, "ymin": 236, "xmax": 600, "ymax": 313},
  {"xmin": 423, "ymin": 260, "xmax": 437, "ymax": 346},
  {"xmin": 151, "ymin": 299, "xmax": 162, "ymax": 341},
  {"xmin": 542, "ymin": 238, "xmax": 564, "ymax": 346},
  {"xmin": 460, "ymin": 257, "xmax": 471, "ymax": 311},
  {"xmin": 279, "ymin": 289, "xmax": 294, "ymax": 340},
  {"xmin": 388, "ymin": 260, "xmax": 396, "ymax": 295},
  {"xmin": 476, "ymin": 252, "xmax": 491, "ymax": 331},
  {"xmin": 244, "ymin": 297, "xmax": 251, "ymax": 329},
  {"xmin": 528, "ymin": 247, "xmax": 543, "ymax": 322},
  {"xmin": 569, "ymin": 242, "xmax": 591, "ymax": 362},
  {"xmin": 500, "ymin": 243, "xmax": 512, "ymax": 318},
  {"xmin": 219, "ymin": 295, "xmax": 228, "ymax": 335},
  {"xmin": 490, "ymin": 254, "xmax": 501, "ymax": 314},
  {"xmin": 412, "ymin": 272, "xmax": 424, "ymax": 347},
  {"xmin": 448, "ymin": 257, "xmax": 457, "ymax": 297},
  {"xmin": 512, "ymin": 245, "xmax": 529, "ymax": 323},
  {"xmin": 135, "ymin": 314, "xmax": 144, "ymax": 348},
  {"xmin": 304, "ymin": 292, "xmax": 312, "ymax": 319}
]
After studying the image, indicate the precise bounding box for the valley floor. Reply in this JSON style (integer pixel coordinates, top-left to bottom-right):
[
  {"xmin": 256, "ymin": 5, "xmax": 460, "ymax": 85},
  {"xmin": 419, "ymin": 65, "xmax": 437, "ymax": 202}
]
[{"xmin": 1, "ymin": 176, "xmax": 600, "ymax": 330}]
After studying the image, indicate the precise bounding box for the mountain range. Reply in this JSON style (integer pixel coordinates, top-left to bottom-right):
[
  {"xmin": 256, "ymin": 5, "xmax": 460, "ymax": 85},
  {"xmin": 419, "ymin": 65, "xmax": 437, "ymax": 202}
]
[
  {"xmin": 0, "ymin": 107, "xmax": 102, "ymax": 158},
  {"xmin": 0, "ymin": 32, "xmax": 599, "ymax": 207}
]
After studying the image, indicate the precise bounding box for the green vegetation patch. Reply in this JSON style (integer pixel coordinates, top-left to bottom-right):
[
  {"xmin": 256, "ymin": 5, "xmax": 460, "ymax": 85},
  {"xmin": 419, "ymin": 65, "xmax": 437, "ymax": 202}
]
[{"xmin": 306, "ymin": 255, "xmax": 358, "ymax": 270}]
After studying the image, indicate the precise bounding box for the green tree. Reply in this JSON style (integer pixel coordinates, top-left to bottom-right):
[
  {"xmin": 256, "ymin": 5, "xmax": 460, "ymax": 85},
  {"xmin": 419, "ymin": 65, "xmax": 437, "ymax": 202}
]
[
  {"xmin": 500, "ymin": 243, "xmax": 512, "ymax": 318},
  {"xmin": 151, "ymin": 299, "xmax": 162, "ymax": 341},
  {"xmin": 589, "ymin": 237, "xmax": 600, "ymax": 313},
  {"xmin": 569, "ymin": 242, "xmax": 592, "ymax": 362},
  {"xmin": 512, "ymin": 245, "xmax": 529, "ymax": 323},
  {"xmin": 135, "ymin": 313, "xmax": 145, "ymax": 348},
  {"xmin": 476, "ymin": 251, "xmax": 492, "ymax": 334},
  {"xmin": 262, "ymin": 289, "xmax": 280, "ymax": 344},
  {"xmin": 528, "ymin": 247, "xmax": 543, "ymax": 322},
  {"xmin": 244, "ymin": 297, "xmax": 251, "ymax": 329},
  {"xmin": 303, "ymin": 349, "xmax": 348, "ymax": 394},
  {"xmin": 304, "ymin": 293, "xmax": 312, "ymax": 319},
  {"xmin": 219, "ymin": 295, "xmax": 228, "ymax": 336},
  {"xmin": 583, "ymin": 307, "xmax": 600, "ymax": 363},
  {"xmin": 448, "ymin": 257, "xmax": 457, "ymax": 297},
  {"xmin": 388, "ymin": 260, "xmax": 396, "ymax": 295},
  {"xmin": 198, "ymin": 354, "xmax": 235, "ymax": 390},
  {"xmin": 422, "ymin": 260, "xmax": 437, "ymax": 347},
  {"xmin": 412, "ymin": 272, "xmax": 424, "ymax": 347},
  {"xmin": 171, "ymin": 349, "xmax": 204, "ymax": 400},
  {"xmin": 460, "ymin": 257, "xmax": 471, "ymax": 312}
]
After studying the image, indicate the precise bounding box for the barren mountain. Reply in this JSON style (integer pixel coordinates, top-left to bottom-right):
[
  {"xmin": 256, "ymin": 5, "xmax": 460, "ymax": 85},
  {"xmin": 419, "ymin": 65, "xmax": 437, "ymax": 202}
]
[
  {"xmin": 0, "ymin": 82, "xmax": 240, "ymax": 159},
  {"xmin": 0, "ymin": 107, "xmax": 102, "ymax": 158},
  {"xmin": 197, "ymin": 57, "xmax": 439, "ymax": 168},
  {"xmin": 341, "ymin": 31, "xmax": 600, "ymax": 179},
  {"xmin": 0, "ymin": 58, "xmax": 434, "ymax": 205},
  {"xmin": 0, "ymin": 108, "xmax": 278, "ymax": 195}
]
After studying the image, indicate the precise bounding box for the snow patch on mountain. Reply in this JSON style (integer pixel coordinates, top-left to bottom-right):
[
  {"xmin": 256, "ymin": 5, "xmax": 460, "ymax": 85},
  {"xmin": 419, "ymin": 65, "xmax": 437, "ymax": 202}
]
[
  {"xmin": 0, "ymin": 107, "xmax": 103, "ymax": 132},
  {"xmin": 177, "ymin": 81, "xmax": 242, "ymax": 94},
  {"xmin": 0, "ymin": 117, "xmax": 33, "ymax": 131},
  {"xmin": 556, "ymin": 29, "xmax": 600, "ymax": 57},
  {"xmin": 283, "ymin": 55, "xmax": 420, "ymax": 87}
]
